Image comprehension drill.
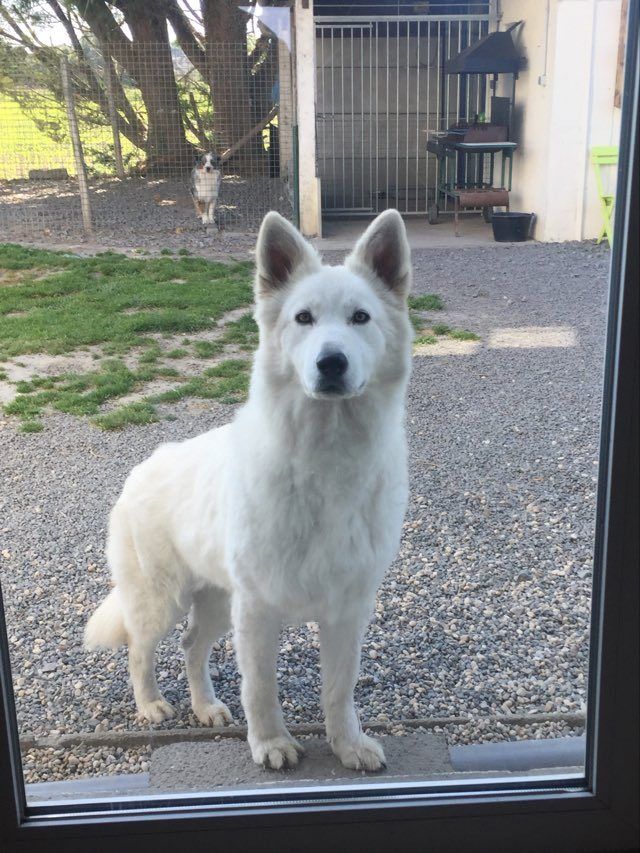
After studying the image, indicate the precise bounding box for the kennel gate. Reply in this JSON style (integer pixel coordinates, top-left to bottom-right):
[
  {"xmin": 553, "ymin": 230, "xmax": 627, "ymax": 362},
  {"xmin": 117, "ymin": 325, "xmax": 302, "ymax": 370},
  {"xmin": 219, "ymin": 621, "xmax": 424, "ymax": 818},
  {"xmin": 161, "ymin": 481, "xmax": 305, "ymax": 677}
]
[{"xmin": 314, "ymin": 11, "xmax": 494, "ymax": 216}]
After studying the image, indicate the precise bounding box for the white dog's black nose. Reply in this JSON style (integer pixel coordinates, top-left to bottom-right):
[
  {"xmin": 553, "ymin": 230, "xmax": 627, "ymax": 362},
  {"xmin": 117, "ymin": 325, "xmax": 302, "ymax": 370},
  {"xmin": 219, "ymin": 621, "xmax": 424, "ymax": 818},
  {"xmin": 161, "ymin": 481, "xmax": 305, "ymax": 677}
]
[{"xmin": 317, "ymin": 351, "xmax": 348, "ymax": 379}]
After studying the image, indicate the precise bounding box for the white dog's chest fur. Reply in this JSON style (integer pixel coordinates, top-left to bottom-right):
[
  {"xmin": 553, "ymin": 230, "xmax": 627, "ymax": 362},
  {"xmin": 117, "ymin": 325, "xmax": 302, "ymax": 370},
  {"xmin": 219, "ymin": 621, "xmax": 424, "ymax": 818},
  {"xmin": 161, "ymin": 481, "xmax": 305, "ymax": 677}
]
[
  {"xmin": 128, "ymin": 388, "xmax": 408, "ymax": 626},
  {"xmin": 192, "ymin": 169, "xmax": 219, "ymax": 202},
  {"xmin": 225, "ymin": 397, "xmax": 408, "ymax": 621}
]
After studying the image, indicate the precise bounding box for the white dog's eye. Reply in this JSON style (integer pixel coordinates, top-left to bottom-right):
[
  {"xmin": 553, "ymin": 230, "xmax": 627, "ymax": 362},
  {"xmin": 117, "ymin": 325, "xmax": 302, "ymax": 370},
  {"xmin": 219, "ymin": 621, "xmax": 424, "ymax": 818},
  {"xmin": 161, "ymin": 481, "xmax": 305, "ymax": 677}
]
[
  {"xmin": 295, "ymin": 310, "xmax": 313, "ymax": 325},
  {"xmin": 351, "ymin": 310, "xmax": 370, "ymax": 325}
]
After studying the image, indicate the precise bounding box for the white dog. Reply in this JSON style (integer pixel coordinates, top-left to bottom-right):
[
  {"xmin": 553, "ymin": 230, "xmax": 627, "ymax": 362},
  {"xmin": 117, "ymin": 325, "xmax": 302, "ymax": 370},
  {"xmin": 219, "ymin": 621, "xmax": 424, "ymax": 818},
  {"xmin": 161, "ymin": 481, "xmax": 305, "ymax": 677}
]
[
  {"xmin": 85, "ymin": 210, "xmax": 413, "ymax": 771},
  {"xmin": 190, "ymin": 152, "xmax": 221, "ymax": 227}
]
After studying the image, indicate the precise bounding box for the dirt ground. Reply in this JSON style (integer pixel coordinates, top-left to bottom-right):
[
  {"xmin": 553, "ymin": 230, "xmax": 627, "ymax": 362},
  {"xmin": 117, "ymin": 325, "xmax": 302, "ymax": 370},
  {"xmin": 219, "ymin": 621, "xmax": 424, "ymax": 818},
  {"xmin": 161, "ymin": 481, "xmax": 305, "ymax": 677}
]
[{"xmin": 0, "ymin": 173, "xmax": 292, "ymax": 250}]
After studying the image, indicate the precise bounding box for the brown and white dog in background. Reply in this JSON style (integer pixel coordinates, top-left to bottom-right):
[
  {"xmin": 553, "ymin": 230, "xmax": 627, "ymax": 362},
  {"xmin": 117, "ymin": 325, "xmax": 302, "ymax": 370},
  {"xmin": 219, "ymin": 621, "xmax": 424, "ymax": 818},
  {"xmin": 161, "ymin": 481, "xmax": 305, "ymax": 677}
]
[{"xmin": 190, "ymin": 152, "xmax": 221, "ymax": 229}]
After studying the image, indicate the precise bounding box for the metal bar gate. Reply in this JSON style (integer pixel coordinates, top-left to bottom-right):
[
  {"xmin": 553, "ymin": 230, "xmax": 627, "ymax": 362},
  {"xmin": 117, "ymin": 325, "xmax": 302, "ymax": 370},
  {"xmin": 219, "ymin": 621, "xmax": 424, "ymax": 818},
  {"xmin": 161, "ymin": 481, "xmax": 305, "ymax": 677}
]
[{"xmin": 315, "ymin": 13, "xmax": 492, "ymax": 217}]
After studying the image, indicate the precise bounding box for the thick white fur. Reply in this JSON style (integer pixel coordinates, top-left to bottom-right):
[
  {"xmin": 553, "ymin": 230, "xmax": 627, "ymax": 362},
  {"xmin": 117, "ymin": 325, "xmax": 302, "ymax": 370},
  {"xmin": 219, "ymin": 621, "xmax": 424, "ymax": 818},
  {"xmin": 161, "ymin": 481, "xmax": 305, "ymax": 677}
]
[{"xmin": 85, "ymin": 210, "xmax": 413, "ymax": 770}]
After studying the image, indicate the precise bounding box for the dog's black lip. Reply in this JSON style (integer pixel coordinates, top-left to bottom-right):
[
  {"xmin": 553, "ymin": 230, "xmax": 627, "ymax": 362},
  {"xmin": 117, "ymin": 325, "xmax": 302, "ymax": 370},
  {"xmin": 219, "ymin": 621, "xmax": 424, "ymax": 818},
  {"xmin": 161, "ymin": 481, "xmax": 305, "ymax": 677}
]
[{"xmin": 316, "ymin": 382, "xmax": 345, "ymax": 395}]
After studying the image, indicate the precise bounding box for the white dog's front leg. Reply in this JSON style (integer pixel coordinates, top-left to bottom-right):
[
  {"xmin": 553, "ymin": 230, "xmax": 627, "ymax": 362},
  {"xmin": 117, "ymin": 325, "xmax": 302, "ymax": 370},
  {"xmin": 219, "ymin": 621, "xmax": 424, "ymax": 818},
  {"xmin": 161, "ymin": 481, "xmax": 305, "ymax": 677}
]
[
  {"xmin": 320, "ymin": 617, "xmax": 386, "ymax": 771},
  {"xmin": 233, "ymin": 596, "xmax": 303, "ymax": 770}
]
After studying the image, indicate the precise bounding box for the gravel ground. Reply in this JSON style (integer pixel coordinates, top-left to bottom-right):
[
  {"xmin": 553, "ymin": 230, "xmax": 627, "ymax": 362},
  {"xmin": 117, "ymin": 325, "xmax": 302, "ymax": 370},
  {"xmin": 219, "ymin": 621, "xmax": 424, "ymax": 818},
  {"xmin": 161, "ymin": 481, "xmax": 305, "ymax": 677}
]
[
  {"xmin": 0, "ymin": 241, "xmax": 609, "ymax": 782},
  {"xmin": 0, "ymin": 174, "xmax": 290, "ymax": 251},
  {"xmin": 22, "ymin": 744, "xmax": 152, "ymax": 784}
]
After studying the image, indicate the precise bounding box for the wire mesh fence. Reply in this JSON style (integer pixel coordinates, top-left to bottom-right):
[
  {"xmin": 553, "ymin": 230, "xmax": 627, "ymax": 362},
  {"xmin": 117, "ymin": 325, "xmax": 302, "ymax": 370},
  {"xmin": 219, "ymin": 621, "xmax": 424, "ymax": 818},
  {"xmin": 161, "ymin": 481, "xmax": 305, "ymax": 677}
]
[{"xmin": 0, "ymin": 32, "xmax": 295, "ymax": 243}]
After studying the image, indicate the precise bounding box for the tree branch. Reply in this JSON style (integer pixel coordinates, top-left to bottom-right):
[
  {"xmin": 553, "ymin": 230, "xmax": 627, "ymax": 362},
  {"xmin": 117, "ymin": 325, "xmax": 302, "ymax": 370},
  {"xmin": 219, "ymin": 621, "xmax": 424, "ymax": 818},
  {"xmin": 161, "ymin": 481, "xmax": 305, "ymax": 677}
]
[
  {"xmin": 0, "ymin": 27, "xmax": 28, "ymax": 47},
  {"xmin": 47, "ymin": 0, "xmax": 85, "ymax": 57},
  {"xmin": 165, "ymin": 0, "xmax": 207, "ymax": 77},
  {"xmin": 220, "ymin": 106, "xmax": 276, "ymax": 162},
  {"xmin": 183, "ymin": 0, "xmax": 203, "ymax": 27},
  {"xmin": 0, "ymin": 5, "xmax": 31, "ymax": 43}
]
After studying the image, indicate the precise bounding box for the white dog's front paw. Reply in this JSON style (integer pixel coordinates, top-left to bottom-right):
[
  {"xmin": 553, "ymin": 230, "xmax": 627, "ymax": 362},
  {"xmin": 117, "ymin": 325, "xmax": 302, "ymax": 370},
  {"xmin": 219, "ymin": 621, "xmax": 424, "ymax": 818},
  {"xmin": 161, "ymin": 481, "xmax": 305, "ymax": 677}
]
[
  {"xmin": 331, "ymin": 733, "xmax": 386, "ymax": 771},
  {"xmin": 250, "ymin": 734, "xmax": 304, "ymax": 770},
  {"xmin": 193, "ymin": 700, "xmax": 233, "ymax": 727},
  {"xmin": 137, "ymin": 698, "xmax": 175, "ymax": 723}
]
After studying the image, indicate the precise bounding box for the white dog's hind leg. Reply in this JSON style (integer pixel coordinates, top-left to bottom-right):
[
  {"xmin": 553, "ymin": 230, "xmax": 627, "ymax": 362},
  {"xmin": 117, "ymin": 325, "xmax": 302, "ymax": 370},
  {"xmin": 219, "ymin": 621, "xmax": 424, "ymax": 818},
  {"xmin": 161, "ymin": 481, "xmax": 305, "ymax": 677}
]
[
  {"xmin": 183, "ymin": 586, "xmax": 233, "ymax": 726},
  {"xmin": 128, "ymin": 627, "xmax": 176, "ymax": 723},
  {"xmin": 106, "ymin": 511, "xmax": 179, "ymax": 723},
  {"xmin": 233, "ymin": 596, "xmax": 303, "ymax": 769},
  {"xmin": 122, "ymin": 587, "xmax": 182, "ymax": 723},
  {"xmin": 320, "ymin": 618, "xmax": 386, "ymax": 771}
]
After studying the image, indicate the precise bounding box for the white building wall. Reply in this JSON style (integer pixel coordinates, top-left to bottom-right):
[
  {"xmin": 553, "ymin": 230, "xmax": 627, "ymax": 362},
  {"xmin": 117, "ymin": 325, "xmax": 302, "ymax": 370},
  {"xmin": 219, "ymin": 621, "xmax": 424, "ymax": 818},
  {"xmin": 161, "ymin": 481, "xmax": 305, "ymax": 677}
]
[{"xmin": 500, "ymin": 0, "xmax": 622, "ymax": 241}]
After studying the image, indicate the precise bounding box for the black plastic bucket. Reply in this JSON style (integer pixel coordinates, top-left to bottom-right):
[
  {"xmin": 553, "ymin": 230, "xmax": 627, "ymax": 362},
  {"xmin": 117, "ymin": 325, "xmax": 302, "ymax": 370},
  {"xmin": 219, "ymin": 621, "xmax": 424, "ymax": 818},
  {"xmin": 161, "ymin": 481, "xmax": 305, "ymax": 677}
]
[{"xmin": 491, "ymin": 212, "xmax": 534, "ymax": 242}]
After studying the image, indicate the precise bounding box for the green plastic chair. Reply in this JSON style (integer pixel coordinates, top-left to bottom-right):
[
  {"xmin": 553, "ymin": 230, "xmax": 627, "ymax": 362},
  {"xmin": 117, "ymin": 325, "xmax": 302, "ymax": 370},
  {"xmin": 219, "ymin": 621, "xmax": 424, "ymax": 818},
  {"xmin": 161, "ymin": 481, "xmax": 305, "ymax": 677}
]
[{"xmin": 591, "ymin": 146, "xmax": 618, "ymax": 247}]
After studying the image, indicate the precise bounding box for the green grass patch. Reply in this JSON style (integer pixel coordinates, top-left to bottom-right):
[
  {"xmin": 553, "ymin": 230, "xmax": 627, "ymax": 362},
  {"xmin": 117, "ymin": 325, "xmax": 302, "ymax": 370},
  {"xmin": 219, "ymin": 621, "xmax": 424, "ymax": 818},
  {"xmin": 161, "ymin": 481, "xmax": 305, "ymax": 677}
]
[
  {"xmin": 409, "ymin": 312, "xmax": 423, "ymax": 332},
  {"xmin": 166, "ymin": 348, "xmax": 188, "ymax": 359},
  {"xmin": 413, "ymin": 327, "xmax": 480, "ymax": 347},
  {"xmin": 408, "ymin": 294, "xmax": 444, "ymax": 311},
  {"xmin": 448, "ymin": 329, "xmax": 480, "ymax": 341},
  {"xmin": 147, "ymin": 359, "xmax": 250, "ymax": 407},
  {"xmin": 431, "ymin": 323, "xmax": 451, "ymax": 336},
  {"xmin": 193, "ymin": 340, "xmax": 224, "ymax": 358},
  {"xmin": 203, "ymin": 359, "xmax": 250, "ymax": 379},
  {"xmin": 408, "ymin": 294, "xmax": 479, "ymax": 347},
  {"xmin": 0, "ymin": 244, "xmax": 254, "ymax": 360},
  {"xmin": 138, "ymin": 344, "xmax": 162, "ymax": 364},
  {"xmin": 20, "ymin": 419, "xmax": 44, "ymax": 433},
  {"xmin": 4, "ymin": 359, "xmax": 170, "ymax": 422},
  {"xmin": 219, "ymin": 313, "xmax": 259, "ymax": 350},
  {"xmin": 93, "ymin": 401, "xmax": 159, "ymax": 430}
]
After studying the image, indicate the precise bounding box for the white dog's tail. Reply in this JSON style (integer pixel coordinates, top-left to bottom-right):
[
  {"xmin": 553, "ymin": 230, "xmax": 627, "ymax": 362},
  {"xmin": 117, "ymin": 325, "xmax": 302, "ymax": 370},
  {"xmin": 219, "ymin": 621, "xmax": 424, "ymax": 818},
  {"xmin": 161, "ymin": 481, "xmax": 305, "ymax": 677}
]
[{"xmin": 84, "ymin": 588, "xmax": 127, "ymax": 649}]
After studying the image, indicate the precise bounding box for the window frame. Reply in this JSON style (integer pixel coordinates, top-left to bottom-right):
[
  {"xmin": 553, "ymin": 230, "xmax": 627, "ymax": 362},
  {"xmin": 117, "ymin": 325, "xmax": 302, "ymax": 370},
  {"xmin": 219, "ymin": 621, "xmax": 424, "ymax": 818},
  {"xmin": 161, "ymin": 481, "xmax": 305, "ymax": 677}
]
[{"xmin": 1, "ymin": 6, "xmax": 638, "ymax": 849}]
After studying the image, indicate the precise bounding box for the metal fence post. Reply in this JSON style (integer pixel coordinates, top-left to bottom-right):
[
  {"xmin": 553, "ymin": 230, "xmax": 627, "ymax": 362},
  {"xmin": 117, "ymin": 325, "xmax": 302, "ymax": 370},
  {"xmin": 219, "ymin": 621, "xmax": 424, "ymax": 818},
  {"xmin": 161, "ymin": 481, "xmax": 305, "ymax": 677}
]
[{"xmin": 60, "ymin": 55, "xmax": 93, "ymax": 236}]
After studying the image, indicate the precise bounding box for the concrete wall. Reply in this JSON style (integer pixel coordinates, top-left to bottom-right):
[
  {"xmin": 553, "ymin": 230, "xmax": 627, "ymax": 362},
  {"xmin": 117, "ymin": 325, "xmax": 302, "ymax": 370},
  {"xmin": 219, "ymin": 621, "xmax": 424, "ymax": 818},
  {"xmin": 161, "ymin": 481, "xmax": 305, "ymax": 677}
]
[{"xmin": 500, "ymin": 0, "xmax": 622, "ymax": 241}]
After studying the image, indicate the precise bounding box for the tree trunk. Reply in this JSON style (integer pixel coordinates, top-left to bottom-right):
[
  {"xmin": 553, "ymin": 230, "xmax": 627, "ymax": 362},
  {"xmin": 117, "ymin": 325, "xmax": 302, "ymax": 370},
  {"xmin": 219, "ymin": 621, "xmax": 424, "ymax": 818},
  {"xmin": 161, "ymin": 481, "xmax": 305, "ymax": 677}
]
[
  {"xmin": 201, "ymin": 0, "xmax": 266, "ymax": 173},
  {"xmin": 122, "ymin": 3, "xmax": 195, "ymax": 174},
  {"xmin": 77, "ymin": 0, "xmax": 195, "ymax": 174}
]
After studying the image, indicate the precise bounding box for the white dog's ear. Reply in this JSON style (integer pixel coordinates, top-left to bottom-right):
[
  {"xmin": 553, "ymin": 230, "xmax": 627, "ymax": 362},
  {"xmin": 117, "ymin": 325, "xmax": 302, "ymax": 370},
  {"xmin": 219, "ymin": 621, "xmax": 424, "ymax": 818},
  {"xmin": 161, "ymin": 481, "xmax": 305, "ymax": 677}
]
[
  {"xmin": 345, "ymin": 209, "xmax": 411, "ymax": 297},
  {"xmin": 255, "ymin": 212, "xmax": 321, "ymax": 296}
]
